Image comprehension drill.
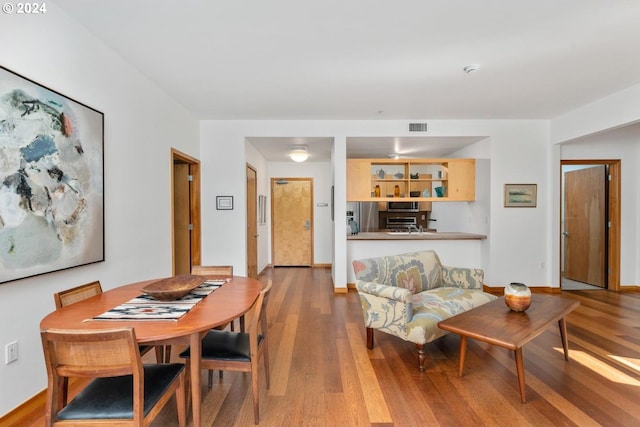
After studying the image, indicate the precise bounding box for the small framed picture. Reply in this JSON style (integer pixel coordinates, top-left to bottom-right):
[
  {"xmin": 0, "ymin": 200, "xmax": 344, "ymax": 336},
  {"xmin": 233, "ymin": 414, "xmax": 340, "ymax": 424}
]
[
  {"xmin": 504, "ymin": 184, "xmax": 537, "ymax": 208},
  {"xmin": 216, "ymin": 196, "xmax": 234, "ymax": 210}
]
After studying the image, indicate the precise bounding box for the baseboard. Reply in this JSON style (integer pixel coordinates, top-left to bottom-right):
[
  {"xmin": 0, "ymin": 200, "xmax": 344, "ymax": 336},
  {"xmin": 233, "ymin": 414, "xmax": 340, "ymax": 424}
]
[
  {"xmin": 313, "ymin": 263, "xmax": 332, "ymax": 268},
  {"xmin": 0, "ymin": 389, "xmax": 46, "ymax": 427},
  {"xmin": 483, "ymin": 285, "xmax": 560, "ymax": 295}
]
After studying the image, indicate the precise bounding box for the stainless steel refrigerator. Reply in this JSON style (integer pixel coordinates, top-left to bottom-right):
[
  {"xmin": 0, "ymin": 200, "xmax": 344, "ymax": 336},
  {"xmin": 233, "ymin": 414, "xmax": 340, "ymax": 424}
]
[{"xmin": 357, "ymin": 202, "xmax": 379, "ymax": 232}]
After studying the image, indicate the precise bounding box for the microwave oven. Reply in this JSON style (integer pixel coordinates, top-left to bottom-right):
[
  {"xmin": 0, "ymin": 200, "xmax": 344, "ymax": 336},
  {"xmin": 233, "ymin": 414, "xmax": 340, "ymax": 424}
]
[{"xmin": 387, "ymin": 201, "xmax": 419, "ymax": 212}]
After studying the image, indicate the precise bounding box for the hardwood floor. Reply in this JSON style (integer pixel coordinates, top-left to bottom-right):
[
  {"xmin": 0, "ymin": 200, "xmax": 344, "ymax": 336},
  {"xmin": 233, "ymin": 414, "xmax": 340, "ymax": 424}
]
[{"xmin": 26, "ymin": 268, "xmax": 640, "ymax": 426}]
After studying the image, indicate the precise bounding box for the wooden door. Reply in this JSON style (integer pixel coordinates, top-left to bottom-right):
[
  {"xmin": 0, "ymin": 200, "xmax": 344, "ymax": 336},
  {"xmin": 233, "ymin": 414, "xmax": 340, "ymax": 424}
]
[
  {"xmin": 246, "ymin": 164, "xmax": 258, "ymax": 278},
  {"xmin": 171, "ymin": 149, "xmax": 201, "ymax": 276},
  {"xmin": 271, "ymin": 178, "xmax": 313, "ymax": 266},
  {"xmin": 173, "ymin": 163, "xmax": 191, "ymax": 275},
  {"xmin": 564, "ymin": 165, "xmax": 606, "ymax": 287}
]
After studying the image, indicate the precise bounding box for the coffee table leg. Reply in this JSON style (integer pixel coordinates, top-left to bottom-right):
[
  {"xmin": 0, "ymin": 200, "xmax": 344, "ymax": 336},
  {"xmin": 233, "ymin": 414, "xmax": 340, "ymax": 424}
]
[
  {"xmin": 458, "ymin": 336, "xmax": 468, "ymax": 377},
  {"xmin": 558, "ymin": 318, "xmax": 570, "ymax": 361},
  {"xmin": 514, "ymin": 347, "xmax": 526, "ymax": 403}
]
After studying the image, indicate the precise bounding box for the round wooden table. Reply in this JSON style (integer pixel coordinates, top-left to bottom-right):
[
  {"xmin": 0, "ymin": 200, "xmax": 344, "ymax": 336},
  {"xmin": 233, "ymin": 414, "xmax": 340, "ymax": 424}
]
[{"xmin": 40, "ymin": 276, "xmax": 263, "ymax": 427}]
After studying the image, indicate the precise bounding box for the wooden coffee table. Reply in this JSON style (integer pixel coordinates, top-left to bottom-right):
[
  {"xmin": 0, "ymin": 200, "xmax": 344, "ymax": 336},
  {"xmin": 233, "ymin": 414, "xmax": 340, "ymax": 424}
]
[{"xmin": 438, "ymin": 294, "xmax": 580, "ymax": 403}]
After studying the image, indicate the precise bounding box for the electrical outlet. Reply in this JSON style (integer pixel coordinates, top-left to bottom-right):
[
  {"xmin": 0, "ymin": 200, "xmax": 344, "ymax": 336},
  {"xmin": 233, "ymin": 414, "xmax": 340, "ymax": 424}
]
[{"xmin": 5, "ymin": 341, "xmax": 18, "ymax": 364}]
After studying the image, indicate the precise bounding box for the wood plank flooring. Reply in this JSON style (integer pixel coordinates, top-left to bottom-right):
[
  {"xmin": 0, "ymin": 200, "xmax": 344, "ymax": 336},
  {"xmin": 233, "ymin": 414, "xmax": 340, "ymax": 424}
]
[{"xmin": 27, "ymin": 268, "xmax": 640, "ymax": 426}]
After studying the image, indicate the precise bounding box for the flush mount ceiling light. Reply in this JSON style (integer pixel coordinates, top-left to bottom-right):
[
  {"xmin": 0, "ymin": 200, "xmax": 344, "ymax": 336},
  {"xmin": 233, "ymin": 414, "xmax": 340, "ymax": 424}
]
[
  {"xmin": 463, "ymin": 64, "xmax": 479, "ymax": 74},
  {"xmin": 387, "ymin": 153, "xmax": 400, "ymax": 159},
  {"xmin": 289, "ymin": 145, "xmax": 309, "ymax": 162}
]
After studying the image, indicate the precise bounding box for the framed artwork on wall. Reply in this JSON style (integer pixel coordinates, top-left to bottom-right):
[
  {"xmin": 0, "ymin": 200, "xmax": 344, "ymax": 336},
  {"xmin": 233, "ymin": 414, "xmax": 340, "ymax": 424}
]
[
  {"xmin": 504, "ymin": 184, "xmax": 537, "ymax": 207},
  {"xmin": 216, "ymin": 196, "xmax": 233, "ymax": 210},
  {"xmin": 258, "ymin": 195, "xmax": 266, "ymax": 224},
  {"xmin": 0, "ymin": 65, "xmax": 105, "ymax": 284}
]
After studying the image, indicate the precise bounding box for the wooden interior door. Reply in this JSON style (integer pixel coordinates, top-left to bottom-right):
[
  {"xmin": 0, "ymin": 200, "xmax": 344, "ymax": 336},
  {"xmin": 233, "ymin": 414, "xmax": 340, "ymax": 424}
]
[
  {"xmin": 564, "ymin": 165, "xmax": 606, "ymax": 287},
  {"xmin": 173, "ymin": 163, "xmax": 191, "ymax": 275},
  {"xmin": 246, "ymin": 164, "xmax": 258, "ymax": 278},
  {"xmin": 171, "ymin": 149, "xmax": 201, "ymax": 276},
  {"xmin": 271, "ymin": 178, "xmax": 313, "ymax": 266}
]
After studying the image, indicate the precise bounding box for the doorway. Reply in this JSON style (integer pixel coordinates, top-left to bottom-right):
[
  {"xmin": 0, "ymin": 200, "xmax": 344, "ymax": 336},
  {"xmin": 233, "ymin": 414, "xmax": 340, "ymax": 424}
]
[
  {"xmin": 271, "ymin": 177, "xmax": 313, "ymax": 267},
  {"xmin": 171, "ymin": 149, "xmax": 201, "ymax": 275},
  {"xmin": 560, "ymin": 160, "xmax": 620, "ymax": 291}
]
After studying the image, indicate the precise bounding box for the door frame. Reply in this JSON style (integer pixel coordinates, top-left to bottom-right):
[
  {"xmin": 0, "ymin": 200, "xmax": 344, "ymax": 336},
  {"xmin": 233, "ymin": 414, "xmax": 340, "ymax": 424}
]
[
  {"xmin": 560, "ymin": 159, "xmax": 620, "ymax": 290},
  {"xmin": 171, "ymin": 148, "xmax": 201, "ymax": 274}
]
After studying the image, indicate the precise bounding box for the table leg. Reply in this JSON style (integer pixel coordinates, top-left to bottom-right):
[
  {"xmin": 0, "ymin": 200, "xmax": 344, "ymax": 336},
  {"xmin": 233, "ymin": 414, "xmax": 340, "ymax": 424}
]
[
  {"xmin": 558, "ymin": 318, "xmax": 570, "ymax": 361},
  {"xmin": 514, "ymin": 347, "xmax": 526, "ymax": 403},
  {"xmin": 458, "ymin": 336, "xmax": 468, "ymax": 377},
  {"xmin": 190, "ymin": 332, "xmax": 201, "ymax": 427}
]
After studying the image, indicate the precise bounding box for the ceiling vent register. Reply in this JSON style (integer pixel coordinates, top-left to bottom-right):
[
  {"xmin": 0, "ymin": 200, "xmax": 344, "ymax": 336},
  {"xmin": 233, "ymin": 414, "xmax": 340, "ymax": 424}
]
[{"xmin": 409, "ymin": 123, "xmax": 428, "ymax": 132}]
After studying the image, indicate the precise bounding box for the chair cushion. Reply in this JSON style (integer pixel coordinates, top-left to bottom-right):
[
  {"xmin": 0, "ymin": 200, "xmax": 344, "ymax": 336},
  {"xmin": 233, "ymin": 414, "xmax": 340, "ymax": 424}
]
[
  {"xmin": 57, "ymin": 364, "xmax": 184, "ymax": 420},
  {"xmin": 179, "ymin": 330, "xmax": 263, "ymax": 361}
]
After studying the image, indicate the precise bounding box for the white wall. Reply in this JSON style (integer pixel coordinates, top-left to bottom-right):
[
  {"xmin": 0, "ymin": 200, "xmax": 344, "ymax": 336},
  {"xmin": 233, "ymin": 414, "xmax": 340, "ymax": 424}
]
[
  {"xmin": 0, "ymin": 4, "xmax": 198, "ymax": 415},
  {"xmin": 559, "ymin": 126, "xmax": 640, "ymax": 287},
  {"xmin": 551, "ymin": 84, "xmax": 640, "ymax": 289},
  {"xmin": 198, "ymin": 120, "xmax": 551, "ymax": 290}
]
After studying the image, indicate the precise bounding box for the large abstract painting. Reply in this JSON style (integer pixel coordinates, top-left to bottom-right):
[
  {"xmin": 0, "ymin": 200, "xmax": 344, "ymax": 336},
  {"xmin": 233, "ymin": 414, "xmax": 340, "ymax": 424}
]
[{"xmin": 0, "ymin": 66, "xmax": 104, "ymax": 284}]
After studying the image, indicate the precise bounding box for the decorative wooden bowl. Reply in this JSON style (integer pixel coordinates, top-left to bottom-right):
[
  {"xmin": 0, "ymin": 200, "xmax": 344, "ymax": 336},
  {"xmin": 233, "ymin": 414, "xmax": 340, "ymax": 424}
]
[{"xmin": 142, "ymin": 274, "xmax": 205, "ymax": 301}]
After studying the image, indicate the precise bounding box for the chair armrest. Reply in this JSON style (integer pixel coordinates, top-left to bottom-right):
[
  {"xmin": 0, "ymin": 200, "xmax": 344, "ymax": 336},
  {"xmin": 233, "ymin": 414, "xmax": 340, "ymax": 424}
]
[
  {"xmin": 355, "ymin": 281, "xmax": 413, "ymax": 334},
  {"xmin": 355, "ymin": 281, "xmax": 412, "ymax": 303},
  {"xmin": 442, "ymin": 265, "xmax": 484, "ymax": 289}
]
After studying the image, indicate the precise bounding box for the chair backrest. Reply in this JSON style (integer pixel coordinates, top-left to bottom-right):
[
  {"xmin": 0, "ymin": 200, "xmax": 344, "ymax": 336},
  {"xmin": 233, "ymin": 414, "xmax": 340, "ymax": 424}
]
[
  {"xmin": 247, "ymin": 280, "xmax": 272, "ymax": 340},
  {"xmin": 54, "ymin": 281, "xmax": 103, "ymax": 309},
  {"xmin": 191, "ymin": 265, "xmax": 233, "ymax": 278},
  {"xmin": 40, "ymin": 328, "xmax": 144, "ymax": 422},
  {"xmin": 353, "ymin": 250, "xmax": 444, "ymax": 293}
]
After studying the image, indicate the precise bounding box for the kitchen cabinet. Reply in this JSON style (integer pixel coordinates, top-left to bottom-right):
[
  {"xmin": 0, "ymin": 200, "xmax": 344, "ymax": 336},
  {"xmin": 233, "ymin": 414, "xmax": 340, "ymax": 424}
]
[{"xmin": 346, "ymin": 158, "xmax": 475, "ymax": 202}]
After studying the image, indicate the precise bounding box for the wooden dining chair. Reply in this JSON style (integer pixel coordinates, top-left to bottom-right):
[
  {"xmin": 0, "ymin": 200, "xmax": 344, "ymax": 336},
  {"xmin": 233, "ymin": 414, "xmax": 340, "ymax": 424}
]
[
  {"xmin": 53, "ymin": 281, "xmax": 162, "ymax": 405},
  {"xmin": 191, "ymin": 265, "xmax": 239, "ymax": 330},
  {"xmin": 179, "ymin": 280, "xmax": 272, "ymax": 424},
  {"xmin": 40, "ymin": 327, "xmax": 186, "ymax": 427},
  {"xmin": 160, "ymin": 265, "xmax": 235, "ymax": 364},
  {"xmin": 53, "ymin": 281, "xmax": 103, "ymax": 310}
]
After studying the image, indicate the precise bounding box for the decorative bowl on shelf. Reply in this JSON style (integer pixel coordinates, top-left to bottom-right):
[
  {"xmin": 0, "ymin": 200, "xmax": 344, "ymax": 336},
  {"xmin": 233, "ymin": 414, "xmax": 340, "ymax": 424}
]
[
  {"xmin": 410, "ymin": 173, "xmax": 419, "ymax": 179},
  {"xmin": 504, "ymin": 282, "xmax": 532, "ymax": 312},
  {"xmin": 394, "ymin": 172, "xmax": 404, "ymax": 179},
  {"xmin": 142, "ymin": 274, "xmax": 205, "ymax": 301}
]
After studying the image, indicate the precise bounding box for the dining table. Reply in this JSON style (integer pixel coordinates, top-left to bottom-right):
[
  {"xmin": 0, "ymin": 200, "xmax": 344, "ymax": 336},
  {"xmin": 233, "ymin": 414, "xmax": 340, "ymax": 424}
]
[{"xmin": 40, "ymin": 275, "xmax": 263, "ymax": 427}]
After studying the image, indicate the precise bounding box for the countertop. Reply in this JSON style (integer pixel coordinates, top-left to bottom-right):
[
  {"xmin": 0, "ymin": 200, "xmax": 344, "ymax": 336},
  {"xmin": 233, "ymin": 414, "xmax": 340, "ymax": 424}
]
[{"xmin": 347, "ymin": 231, "xmax": 486, "ymax": 240}]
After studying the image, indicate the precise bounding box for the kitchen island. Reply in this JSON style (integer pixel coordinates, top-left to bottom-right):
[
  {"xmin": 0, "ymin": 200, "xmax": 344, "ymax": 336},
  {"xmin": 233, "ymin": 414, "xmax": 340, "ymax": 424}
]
[{"xmin": 347, "ymin": 231, "xmax": 486, "ymax": 284}]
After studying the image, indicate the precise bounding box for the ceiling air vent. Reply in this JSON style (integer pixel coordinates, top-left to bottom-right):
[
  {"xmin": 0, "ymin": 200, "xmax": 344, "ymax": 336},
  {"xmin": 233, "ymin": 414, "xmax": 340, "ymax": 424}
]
[{"xmin": 409, "ymin": 123, "xmax": 428, "ymax": 132}]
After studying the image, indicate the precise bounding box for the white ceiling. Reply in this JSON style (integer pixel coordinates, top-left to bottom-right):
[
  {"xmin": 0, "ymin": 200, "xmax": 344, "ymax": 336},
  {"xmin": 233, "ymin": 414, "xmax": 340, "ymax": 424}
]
[{"xmin": 54, "ymin": 0, "xmax": 640, "ymax": 160}]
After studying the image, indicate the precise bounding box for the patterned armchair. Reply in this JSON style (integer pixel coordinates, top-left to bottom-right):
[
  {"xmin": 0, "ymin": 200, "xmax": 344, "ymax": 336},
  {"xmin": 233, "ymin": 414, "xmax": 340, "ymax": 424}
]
[{"xmin": 353, "ymin": 250, "xmax": 496, "ymax": 371}]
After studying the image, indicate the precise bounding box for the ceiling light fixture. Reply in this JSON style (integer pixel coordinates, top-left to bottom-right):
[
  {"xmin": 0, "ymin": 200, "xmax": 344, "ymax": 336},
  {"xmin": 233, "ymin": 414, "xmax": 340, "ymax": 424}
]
[
  {"xmin": 463, "ymin": 64, "xmax": 479, "ymax": 74},
  {"xmin": 387, "ymin": 154, "xmax": 400, "ymax": 159},
  {"xmin": 289, "ymin": 145, "xmax": 309, "ymax": 162}
]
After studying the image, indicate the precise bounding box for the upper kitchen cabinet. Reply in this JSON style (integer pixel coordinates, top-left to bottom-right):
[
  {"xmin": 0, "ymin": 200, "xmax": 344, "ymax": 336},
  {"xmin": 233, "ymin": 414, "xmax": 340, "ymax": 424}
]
[{"xmin": 346, "ymin": 158, "xmax": 475, "ymax": 202}]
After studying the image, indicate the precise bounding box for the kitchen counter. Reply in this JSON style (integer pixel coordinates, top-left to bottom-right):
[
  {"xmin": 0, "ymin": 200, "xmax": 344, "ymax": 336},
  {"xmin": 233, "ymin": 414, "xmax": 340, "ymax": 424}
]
[
  {"xmin": 347, "ymin": 231, "xmax": 486, "ymax": 240},
  {"xmin": 347, "ymin": 231, "xmax": 487, "ymax": 283}
]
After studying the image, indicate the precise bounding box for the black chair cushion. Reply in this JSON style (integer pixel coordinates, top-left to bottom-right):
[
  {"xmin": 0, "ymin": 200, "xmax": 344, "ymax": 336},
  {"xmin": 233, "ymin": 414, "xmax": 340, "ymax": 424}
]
[
  {"xmin": 57, "ymin": 363, "xmax": 184, "ymax": 420},
  {"xmin": 179, "ymin": 330, "xmax": 263, "ymax": 362}
]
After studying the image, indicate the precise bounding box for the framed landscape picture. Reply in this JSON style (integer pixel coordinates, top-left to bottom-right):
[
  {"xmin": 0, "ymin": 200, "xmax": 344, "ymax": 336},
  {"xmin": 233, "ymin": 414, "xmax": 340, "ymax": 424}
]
[
  {"xmin": 0, "ymin": 65, "xmax": 104, "ymax": 284},
  {"xmin": 504, "ymin": 184, "xmax": 537, "ymax": 208}
]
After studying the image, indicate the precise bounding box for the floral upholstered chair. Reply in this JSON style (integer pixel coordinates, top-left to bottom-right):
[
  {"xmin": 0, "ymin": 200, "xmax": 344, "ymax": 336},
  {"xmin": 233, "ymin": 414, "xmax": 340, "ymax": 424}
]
[{"xmin": 353, "ymin": 250, "xmax": 496, "ymax": 371}]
